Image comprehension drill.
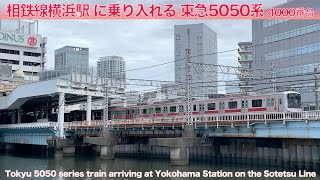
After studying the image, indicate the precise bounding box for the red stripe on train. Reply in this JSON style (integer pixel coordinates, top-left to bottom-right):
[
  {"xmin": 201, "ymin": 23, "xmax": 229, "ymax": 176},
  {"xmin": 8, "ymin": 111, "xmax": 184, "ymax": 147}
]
[
  {"xmin": 204, "ymin": 110, "xmax": 219, "ymax": 114},
  {"xmin": 192, "ymin": 112, "xmax": 200, "ymax": 115},
  {"xmin": 248, "ymin": 107, "xmax": 267, "ymax": 112},
  {"xmin": 225, "ymin": 109, "xmax": 241, "ymax": 113},
  {"xmin": 168, "ymin": 112, "xmax": 179, "ymax": 116}
]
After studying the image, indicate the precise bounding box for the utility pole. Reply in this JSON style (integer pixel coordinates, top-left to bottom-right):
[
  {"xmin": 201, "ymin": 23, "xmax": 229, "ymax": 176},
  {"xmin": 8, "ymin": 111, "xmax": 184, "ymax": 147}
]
[
  {"xmin": 271, "ymin": 62, "xmax": 276, "ymax": 93},
  {"xmin": 186, "ymin": 49, "xmax": 192, "ymax": 125},
  {"xmin": 103, "ymin": 77, "xmax": 109, "ymax": 128},
  {"xmin": 315, "ymin": 68, "xmax": 320, "ymax": 110}
]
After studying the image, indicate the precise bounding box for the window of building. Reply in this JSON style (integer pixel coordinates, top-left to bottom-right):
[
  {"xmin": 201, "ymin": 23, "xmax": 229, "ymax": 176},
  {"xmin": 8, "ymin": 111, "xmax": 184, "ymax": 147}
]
[
  {"xmin": 23, "ymin": 51, "xmax": 41, "ymax": 57},
  {"xmin": 0, "ymin": 48, "xmax": 19, "ymax": 55},
  {"xmin": 207, "ymin": 103, "xmax": 216, "ymax": 110},
  {"xmin": 228, "ymin": 101, "xmax": 238, "ymax": 109},
  {"xmin": 252, "ymin": 99, "xmax": 262, "ymax": 107}
]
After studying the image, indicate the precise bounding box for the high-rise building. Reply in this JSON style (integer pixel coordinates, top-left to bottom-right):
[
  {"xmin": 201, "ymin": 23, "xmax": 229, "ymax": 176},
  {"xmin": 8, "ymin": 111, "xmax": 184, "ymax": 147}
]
[
  {"xmin": 252, "ymin": 0, "xmax": 320, "ymax": 109},
  {"xmin": 97, "ymin": 56, "xmax": 126, "ymax": 92},
  {"xmin": 238, "ymin": 42, "xmax": 253, "ymax": 94},
  {"xmin": 174, "ymin": 23, "xmax": 218, "ymax": 98},
  {"xmin": 97, "ymin": 56, "xmax": 125, "ymax": 79},
  {"xmin": 0, "ymin": 20, "xmax": 47, "ymax": 81},
  {"xmin": 54, "ymin": 46, "xmax": 89, "ymax": 71}
]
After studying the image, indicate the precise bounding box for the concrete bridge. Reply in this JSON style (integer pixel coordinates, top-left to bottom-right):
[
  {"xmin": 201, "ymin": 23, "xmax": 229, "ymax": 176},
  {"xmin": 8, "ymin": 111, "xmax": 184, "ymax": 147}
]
[{"xmin": 1, "ymin": 111, "xmax": 320, "ymax": 168}]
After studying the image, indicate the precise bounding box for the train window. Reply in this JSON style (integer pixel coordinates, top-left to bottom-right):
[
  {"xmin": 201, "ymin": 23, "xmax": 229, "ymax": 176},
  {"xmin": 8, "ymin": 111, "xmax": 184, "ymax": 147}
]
[
  {"xmin": 164, "ymin": 107, "xmax": 168, "ymax": 112},
  {"xmin": 279, "ymin": 98, "xmax": 282, "ymax": 104},
  {"xmin": 199, "ymin": 104, "xmax": 204, "ymax": 111},
  {"xmin": 170, "ymin": 106, "xmax": 177, "ymax": 112},
  {"xmin": 179, "ymin": 105, "xmax": 184, "ymax": 112},
  {"xmin": 271, "ymin": 99, "xmax": 274, "ymax": 106},
  {"xmin": 155, "ymin": 107, "xmax": 161, "ymax": 113},
  {"xmin": 208, "ymin": 103, "xmax": 216, "ymax": 110},
  {"xmin": 142, "ymin": 109, "xmax": 148, "ymax": 114},
  {"xmin": 228, "ymin": 101, "xmax": 238, "ymax": 109},
  {"xmin": 252, "ymin": 99, "xmax": 262, "ymax": 107},
  {"xmin": 193, "ymin": 105, "xmax": 197, "ymax": 111}
]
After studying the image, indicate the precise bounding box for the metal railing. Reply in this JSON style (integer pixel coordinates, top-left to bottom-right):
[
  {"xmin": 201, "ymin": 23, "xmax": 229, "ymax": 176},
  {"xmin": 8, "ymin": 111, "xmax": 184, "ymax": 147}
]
[
  {"xmin": 1, "ymin": 111, "xmax": 320, "ymax": 130},
  {"xmin": 0, "ymin": 122, "xmax": 58, "ymax": 129}
]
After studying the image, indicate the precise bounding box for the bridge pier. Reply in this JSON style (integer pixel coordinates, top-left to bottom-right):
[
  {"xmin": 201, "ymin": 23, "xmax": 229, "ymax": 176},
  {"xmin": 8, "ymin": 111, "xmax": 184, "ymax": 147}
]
[
  {"xmin": 100, "ymin": 145, "xmax": 114, "ymax": 160},
  {"xmin": 63, "ymin": 146, "xmax": 75, "ymax": 157},
  {"xmin": 83, "ymin": 127, "xmax": 118, "ymax": 160},
  {"xmin": 170, "ymin": 147, "xmax": 189, "ymax": 166},
  {"xmin": 150, "ymin": 125, "xmax": 200, "ymax": 166}
]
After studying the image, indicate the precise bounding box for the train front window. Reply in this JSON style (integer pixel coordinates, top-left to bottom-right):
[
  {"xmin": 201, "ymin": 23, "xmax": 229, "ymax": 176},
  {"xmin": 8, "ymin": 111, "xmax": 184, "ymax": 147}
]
[{"xmin": 287, "ymin": 93, "xmax": 301, "ymax": 108}]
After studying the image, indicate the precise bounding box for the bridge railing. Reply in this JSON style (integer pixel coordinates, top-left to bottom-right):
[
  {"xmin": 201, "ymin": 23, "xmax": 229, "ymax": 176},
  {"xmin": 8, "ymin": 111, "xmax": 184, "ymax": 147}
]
[
  {"xmin": 110, "ymin": 111, "xmax": 320, "ymax": 128},
  {"xmin": 0, "ymin": 122, "xmax": 58, "ymax": 129},
  {"xmin": 64, "ymin": 121, "xmax": 103, "ymax": 129}
]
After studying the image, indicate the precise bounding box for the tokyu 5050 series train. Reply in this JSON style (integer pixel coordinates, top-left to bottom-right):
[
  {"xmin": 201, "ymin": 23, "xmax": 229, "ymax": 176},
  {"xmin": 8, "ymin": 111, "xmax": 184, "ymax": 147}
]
[{"xmin": 109, "ymin": 91, "xmax": 302, "ymax": 119}]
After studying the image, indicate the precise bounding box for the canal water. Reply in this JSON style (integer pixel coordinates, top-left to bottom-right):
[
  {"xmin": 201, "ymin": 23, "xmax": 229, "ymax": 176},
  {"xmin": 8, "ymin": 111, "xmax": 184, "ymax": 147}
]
[{"xmin": 0, "ymin": 152, "xmax": 318, "ymax": 180}]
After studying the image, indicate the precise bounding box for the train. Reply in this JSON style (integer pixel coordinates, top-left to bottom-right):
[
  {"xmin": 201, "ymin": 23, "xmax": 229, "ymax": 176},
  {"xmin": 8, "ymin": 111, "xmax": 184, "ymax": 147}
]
[{"xmin": 109, "ymin": 91, "xmax": 302, "ymax": 119}]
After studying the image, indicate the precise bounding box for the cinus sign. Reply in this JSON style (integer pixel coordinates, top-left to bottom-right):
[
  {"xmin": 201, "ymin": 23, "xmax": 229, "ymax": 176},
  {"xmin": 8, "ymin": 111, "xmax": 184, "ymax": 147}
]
[{"xmin": 0, "ymin": 31, "xmax": 41, "ymax": 48}]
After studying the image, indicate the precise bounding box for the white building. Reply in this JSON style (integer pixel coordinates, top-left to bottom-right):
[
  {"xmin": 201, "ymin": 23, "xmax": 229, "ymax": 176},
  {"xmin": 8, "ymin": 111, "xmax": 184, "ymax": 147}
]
[
  {"xmin": 0, "ymin": 20, "xmax": 47, "ymax": 81},
  {"xmin": 238, "ymin": 42, "xmax": 253, "ymax": 94},
  {"xmin": 54, "ymin": 46, "xmax": 89, "ymax": 71},
  {"xmin": 174, "ymin": 23, "xmax": 218, "ymax": 98},
  {"xmin": 97, "ymin": 56, "xmax": 125, "ymax": 79}
]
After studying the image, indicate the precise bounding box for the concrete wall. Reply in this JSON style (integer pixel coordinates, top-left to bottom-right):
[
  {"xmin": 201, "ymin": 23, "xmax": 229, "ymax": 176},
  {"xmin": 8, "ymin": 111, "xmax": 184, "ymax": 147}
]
[{"xmin": 113, "ymin": 138, "xmax": 320, "ymax": 170}]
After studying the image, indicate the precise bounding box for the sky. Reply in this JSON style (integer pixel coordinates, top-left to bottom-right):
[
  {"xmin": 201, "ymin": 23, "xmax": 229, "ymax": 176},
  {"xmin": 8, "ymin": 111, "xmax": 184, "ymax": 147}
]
[{"xmin": 1, "ymin": 0, "xmax": 288, "ymax": 91}]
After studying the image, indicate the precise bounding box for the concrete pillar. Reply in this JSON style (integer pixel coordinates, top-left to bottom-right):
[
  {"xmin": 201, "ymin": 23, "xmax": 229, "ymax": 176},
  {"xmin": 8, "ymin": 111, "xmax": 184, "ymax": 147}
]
[
  {"xmin": 100, "ymin": 145, "xmax": 114, "ymax": 160},
  {"xmin": 58, "ymin": 92, "xmax": 65, "ymax": 138},
  {"xmin": 5, "ymin": 144, "xmax": 14, "ymax": 151},
  {"xmin": 263, "ymin": 147, "xmax": 270, "ymax": 166},
  {"xmin": 39, "ymin": 108, "xmax": 44, "ymax": 119},
  {"xmin": 17, "ymin": 107, "xmax": 22, "ymax": 124},
  {"xmin": 304, "ymin": 145, "xmax": 312, "ymax": 170},
  {"xmin": 55, "ymin": 150, "xmax": 63, "ymax": 160},
  {"xmin": 34, "ymin": 108, "xmax": 38, "ymax": 121},
  {"xmin": 11, "ymin": 110, "xmax": 16, "ymax": 124},
  {"xmin": 277, "ymin": 148, "xmax": 283, "ymax": 167},
  {"xmin": 270, "ymin": 148, "xmax": 277, "ymax": 166},
  {"xmin": 311, "ymin": 145, "xmax": 319, "ymax": 170},
  {"xmin": 258, "ymin": 147, "xmax": 264, "ymax": 165},
  {"xmin": 86, "ymin": 95, "xmax": 92, "ymax": 122},
  {"xmin": 289, "ymin": 144, "xmax": 298, "ymax": 168},
  {"xmin": 283, "ymin": 146, "xmax": 290, "ymax": 168},
  {"xmin": 170, "ymin": 147, "xmax": 189, "ymax": 166},
  {"xmin": 297, "ymin": 145, "xmax": 304, "ymax": 169},
  {"xmin": 93, "ymin": 146, "xmax": 101, "ymax": 155},
  {"xmin": 63, "ymin": 146, "xmax": 75, "ymax": 157}
]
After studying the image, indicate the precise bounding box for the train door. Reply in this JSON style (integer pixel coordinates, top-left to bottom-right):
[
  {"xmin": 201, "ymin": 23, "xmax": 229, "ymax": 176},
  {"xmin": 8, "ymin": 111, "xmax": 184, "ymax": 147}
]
[
  {"xmin": 179, "ymin": 105, "xmax": 184, "ymax": 116},
  {"xmin": 163, "ymin": 106, "xmax": 168, "ymax": 117},
  {"xmin": 219, "ymin": 102, "xmax": 225, "ymax": 114},
  {"xmin": 241, "ymin": 100, "xmax": 248, "ymax": 113},
  {"xmin": 266, "ymin": 98, "xmax": 274, "ymax": 112},
  {"xmin": 149, "ymin": 108, "xmax": 154, "ymax": 118},
  {"xmin": 199, "ymin": 103, "xmax": 205, "ymax": 115},
  {"xmin": 278, "ymin": 97, "xmax": 283, "ymax": 112}
]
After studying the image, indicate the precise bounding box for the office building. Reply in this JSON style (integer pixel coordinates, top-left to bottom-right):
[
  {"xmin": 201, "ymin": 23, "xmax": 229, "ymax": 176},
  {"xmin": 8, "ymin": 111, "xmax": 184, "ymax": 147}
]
[
  {"xmin": 0, "ymin": 20, "xmax": 47, "ymax": 81},
  {"xmin": 252, "ymin": 0, "xmax": 320, "ymax": 109},
  {"xmin": 238, "ymin": 42, "xmax": 253, "ymax": 94},
  {"xmin": 54, "ymin": 46, "xmax": 89, "ymax": 71},
  {"xmin": 174, "ymin": 23, "xmax": 218, "ymax": 98},
  {"xmin": 97, "ymin": 56, "xmax": 125, "ymax": 79}
]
